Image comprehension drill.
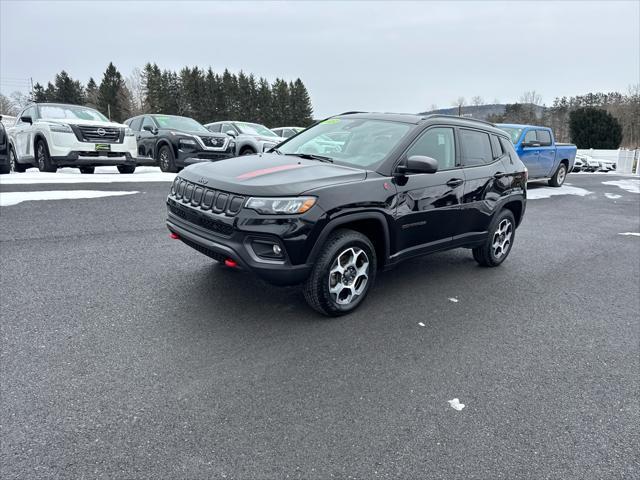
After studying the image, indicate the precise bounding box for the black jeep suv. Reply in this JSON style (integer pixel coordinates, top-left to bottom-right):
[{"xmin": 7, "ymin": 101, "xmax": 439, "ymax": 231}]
[
  {"xmin": 124, "ymin": 114, "xmax": 235, "ymax": 172},
  {"xmin": 166, "ymin": 113, "xmax": 527, "ymax": 316}
]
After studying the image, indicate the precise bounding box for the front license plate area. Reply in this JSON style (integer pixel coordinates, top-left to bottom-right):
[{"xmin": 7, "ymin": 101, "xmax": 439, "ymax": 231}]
[{"xmin": 95, "ymin": 144, "xmax": 111, "ymax": 152}]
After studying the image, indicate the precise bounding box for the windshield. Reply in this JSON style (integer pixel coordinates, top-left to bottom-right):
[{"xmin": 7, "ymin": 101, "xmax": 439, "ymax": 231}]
[
  {"xmin": 154, "ymin": 115, "xmax": 209, "ymax": 133},
  {"xmin": 277, "ymin": 118, "xmax": 412, "ymax": 169},
  {"xmin": 236, "ymin": 122, "xmax": 278, "ymax": 137},
  {"xmin": 39, "ymin": 105, "xmax": 109, "ymax": 122},
  {"xmin": 497, "ymin": 126, "xmax": 524, "ymax": 144}
]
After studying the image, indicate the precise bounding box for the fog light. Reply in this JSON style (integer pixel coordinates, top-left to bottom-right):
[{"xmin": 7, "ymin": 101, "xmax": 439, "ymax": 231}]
[{"xmin": 273, "ymin": 244, "xmax": 282, "ymax": 255}]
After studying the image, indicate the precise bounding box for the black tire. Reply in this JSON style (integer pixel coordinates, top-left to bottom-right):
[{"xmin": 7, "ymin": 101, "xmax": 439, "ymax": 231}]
[
  {"xmin": 0, "ymin": 158, "xmax": 9, "ymax": 174},
  {"xmin": 79, "ymin": 167, "xmax": 95, "ymax": 174},
  {"xmin": 158, "ymin": 145, "xmax": 177, "ymax": 173},
  {"xmin": 36, "ymin": 139, "xmax": 56, "ymax": 173},
  {"xmin": 548, "ymin": 162, "xmax": 567, "ymax": 187},
  {"xmin": 303, "ymin": 229, "xmax": 377, "ymax": 317},
  {"xmin": 8, "ymin": 147, "xmax": 26, "ymax": 172},
  {"xmin": 240, "ymin": 147, "xmax": 255, "ymax": 156},
  {"xmin": 117, "ymin": 165, "xmax": 136, "ymax": 174},
  {"xmin": 472, "ymin": 209, "xmax": 516, "ymax": 267}
]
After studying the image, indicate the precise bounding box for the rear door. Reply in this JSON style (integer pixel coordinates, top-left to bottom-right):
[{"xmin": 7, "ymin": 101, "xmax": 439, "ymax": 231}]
[
  {"xmin": 15, "ymin": 106, "xmax": 36, "ymax": 160},
  {"xmin": 458, "ymin": 129, "xmax": 509, "ymax": 242},
  {"xmin": 392, "ymin": 126, "xmax": 464, "ymax": 256},
  {"xmin": 536, "ymin": 129, "xmax": 555, "ymax": 177}
]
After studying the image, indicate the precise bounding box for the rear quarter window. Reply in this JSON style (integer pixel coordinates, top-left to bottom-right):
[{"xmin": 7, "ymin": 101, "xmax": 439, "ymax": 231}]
[{"xmin": 460, "ymin": 129, "xmax": 493, "ymax": 166}]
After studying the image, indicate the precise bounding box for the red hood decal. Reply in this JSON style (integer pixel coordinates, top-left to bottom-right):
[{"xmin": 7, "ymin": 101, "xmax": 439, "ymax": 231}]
[{"xmin": 236, "ymin": 163, "xmax": 306, "ymax": 180}]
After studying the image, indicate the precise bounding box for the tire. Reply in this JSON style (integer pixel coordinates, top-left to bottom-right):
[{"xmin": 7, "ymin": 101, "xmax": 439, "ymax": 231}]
[
  {"xmin": 0, "ymin": 156, "xmax": 9, "ymax": 174},
  {"xmin": 8, "ymin": 147, "xmax": 26, "ymax": 172},
  {"xmin": 472, "ymin": 209, "xmax": 516, "ymax": 267},
  {"xmin": 158, "ymin": 145, "xmax": 177, "ymax": 173},
  {"xmin": 117, "ymin": 165, "xmax": 136, "ymax": 174},
  {"xmin": 36, "ymin": 139, "xmax": 57, "ymax": 173},
  {"xmin": 79, "ymin": 167, "xmax": 95, "ymax": 174},
  {"xmin": 240, "ymin": 147, "xmax": 255, "ymax": 156},
  {"xmin": 548, "ymin": 162, "xmax": 567, "ymax": 187},
  {"xmin": 303, "ymin": 229, "xmax": 377, "ymax": 317}
]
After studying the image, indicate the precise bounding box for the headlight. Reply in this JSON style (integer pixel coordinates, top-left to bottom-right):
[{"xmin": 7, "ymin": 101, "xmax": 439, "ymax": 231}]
[
  {"xmin": 245, "ymin": 196, "xmax": 316, "ymax": 214},
  {"xmin": 124, "ymin": 127, "xmax": 134, "ymax": 136},
  {"xmin": 48, "ymin": 123, "xmax": 72, "ymax": 133},
  {"xmin": 179, "ymin": 138, "xmax": 198, "ymax": 149}
]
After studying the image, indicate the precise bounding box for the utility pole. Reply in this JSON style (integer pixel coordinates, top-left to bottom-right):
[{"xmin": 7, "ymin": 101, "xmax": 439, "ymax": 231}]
[
  {"xmin": 30, "ymin": 77, "xmax": 34, "ymax": 95},
  {"xmin": 108, "ymin": 104, "xmax": 111, "ymax": 120}
]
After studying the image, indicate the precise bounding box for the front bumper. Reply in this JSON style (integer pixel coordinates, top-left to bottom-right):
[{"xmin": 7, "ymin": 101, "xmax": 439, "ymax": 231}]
[{"xmin": 51, "ymin": 151, "xmax": 137, "ymax": 167}]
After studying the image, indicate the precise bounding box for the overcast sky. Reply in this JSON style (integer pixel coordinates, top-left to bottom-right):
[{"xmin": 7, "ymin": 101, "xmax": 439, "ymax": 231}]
[{"xmin": 1, "ymin": 0, "xmax": 638, "ymax": 118}]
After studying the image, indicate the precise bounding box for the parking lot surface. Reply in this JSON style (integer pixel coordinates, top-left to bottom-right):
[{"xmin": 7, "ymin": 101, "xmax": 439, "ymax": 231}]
[{"xmin": 1, "ymin": 172, "xmax": 639, "ymax": 479}]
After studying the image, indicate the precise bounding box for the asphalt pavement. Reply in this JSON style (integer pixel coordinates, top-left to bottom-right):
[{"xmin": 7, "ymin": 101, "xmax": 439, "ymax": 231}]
[{"xmin": 1, "ymin": 172, "xmax": 638, "ymax": 479}]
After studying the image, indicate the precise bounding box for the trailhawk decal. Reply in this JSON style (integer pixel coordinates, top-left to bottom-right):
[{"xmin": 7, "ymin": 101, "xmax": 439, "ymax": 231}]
[{"xmin": 236, "ymin": 163, "xmax": 306, "ymax": 180}]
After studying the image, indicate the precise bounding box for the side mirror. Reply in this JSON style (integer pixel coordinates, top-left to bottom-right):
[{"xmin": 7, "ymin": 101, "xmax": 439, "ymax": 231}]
[
  {"xmin": 20, "ymin": 115, "xmax": 33, "ymax": 124},
  {"xmin": 397, "ymin": 155, "xmax": 438, "ymax": 175},
  {"xmin": 143, "ymin": 125, "xmax": 156, "ymax": 134},
  {"xmin": 225, "ymin": 130, "xmax": 237, "ymax": 138}
]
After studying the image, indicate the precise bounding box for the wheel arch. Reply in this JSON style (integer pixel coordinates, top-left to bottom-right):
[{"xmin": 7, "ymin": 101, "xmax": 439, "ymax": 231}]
[
  {"xmin": 155, "ymin": 139, "xmax": 175, "ymax": 159},
  {"xmin": 502, "ymin": 199, "xmax": 524, "ymax": 227}
]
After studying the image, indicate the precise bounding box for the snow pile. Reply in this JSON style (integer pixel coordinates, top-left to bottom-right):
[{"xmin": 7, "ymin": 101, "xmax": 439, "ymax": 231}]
[
  {"xmin": 602, "ymin": 179, "xmax": 640, "ymax": 194},
  {"xmin": 448, "ymin": 398, "xmax": 465, "ymax": 411},
  {"xmin": 0, "ymin": 190, "xmax": 139, "ymax": 206},
  {"xmin": 527, "ymin": 185, "xmax": 593, "ymax": 200},
  {"xmin": 0, "ymin": 167, "xmax": 175, "ymax": 185}
]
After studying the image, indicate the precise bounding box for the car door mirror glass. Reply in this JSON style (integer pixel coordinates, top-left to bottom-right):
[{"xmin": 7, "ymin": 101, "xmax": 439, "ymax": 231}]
[
  {"xmin": 143, "ymin": 125, "xmax": 156, "ymax": 133},
  {"xmin": 20, "ymin": 115, "xmax": 33, "ymax": 124}
]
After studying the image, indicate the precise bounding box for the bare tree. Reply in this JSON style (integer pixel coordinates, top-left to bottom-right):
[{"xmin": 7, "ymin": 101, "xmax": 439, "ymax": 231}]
[
  {"xmin": 519, "ymin": 90, "xmax": 542, "ymax": 105},
  {"xmin": 452, "ymin": 97, "xmax": 466, "ymax": 116},
  {"xmin": 471, "ymin": 96, "xmax": 484, "ymax": 107},
  {"xmin": 430, "ymin": 103, "xmax": 438, "ymax": 112},
  {"xmin": 10, "ymin": 91, "xmax": 30, "ymax": 110},
  {"xmin": 126, "ymin": 67, "xmax": 146, "ymax": 115},
  {"xmin": 0, "ymin": 93, "xmax": 17, "ymax": 115}
]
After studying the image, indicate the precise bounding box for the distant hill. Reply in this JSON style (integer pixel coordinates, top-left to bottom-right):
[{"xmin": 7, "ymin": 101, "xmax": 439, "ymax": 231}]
[{"xmin": 418, "ymin": 103, "xmax": 545, "ymax": 121}]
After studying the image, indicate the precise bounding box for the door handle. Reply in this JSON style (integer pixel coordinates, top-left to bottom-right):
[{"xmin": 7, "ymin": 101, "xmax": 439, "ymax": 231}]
[
  {"xmin": 446, "ymin": 178, "xmax": 464, "ymax": 187},
  {"xmin": 493, "ymin": 171, "xmax": 505, "ymax": 178}
]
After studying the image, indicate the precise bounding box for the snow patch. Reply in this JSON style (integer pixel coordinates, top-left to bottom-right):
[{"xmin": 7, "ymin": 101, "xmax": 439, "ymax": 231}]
[
  {"xmin": 0, "ymin": 167, "xmax": 175, "ymax": 185},
  {"xmin": 618, "ymin": 232, "xmax": 640, "ymax": 237},
  {"xmin": 604, "ymin": 193, "xmax": 622, "ymax": 199},
  {"xmin": 448, "ymin": 297, "xmax": 459, "ymax": 303},
  {"xmin": 602, "ymin": 179, "xmax": 640, "ymax": 194},
  {"xmin": 527, "ymin": 185, "xmax": 593, "ymax": 200},
  {"xmin": 448, "ymin": 398, "xmax": 465, "ymax": 411},
  {"xmin": 0, "ymin": 190, "xmax": 139, "ymax": 206},
  {"xmin": 418, "ymin": 322, "xmax": 426, "ymax": 327}
]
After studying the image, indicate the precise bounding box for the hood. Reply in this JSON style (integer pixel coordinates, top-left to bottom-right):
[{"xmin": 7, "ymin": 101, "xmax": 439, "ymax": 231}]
[
  {"xmin": 160, "ymin": 128, "xmax": 226, "ymax": 138},
  {"xmin": 179, "ymin": 153, "xmax": 367, "ymax": 196},
  {"xmin": 238, "ymin": 133, "xmax": 285, "ymax": 143},
  {"xmin": 37, "ymin": 118, "xmax": 125, "ymax": 128}
]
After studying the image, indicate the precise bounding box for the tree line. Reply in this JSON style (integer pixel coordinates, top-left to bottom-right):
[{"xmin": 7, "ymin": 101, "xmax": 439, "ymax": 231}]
[{"xmin": 2, "ymin": 62, "xmax": 314, "ymax": 127}]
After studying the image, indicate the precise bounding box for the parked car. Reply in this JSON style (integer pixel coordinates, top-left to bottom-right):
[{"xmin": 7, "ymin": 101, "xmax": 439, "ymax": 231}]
[
  {"xmin": 271, "ymin": 126, "xmax": 305, "ymax": 138},
  {"xmin": 572, "ymin": 156, "xmax": 584, "ymax": 172},
  {"xmin": 576, "ymin": 153, "xmax": 601, "ymax": 172},
  {"xmin": 7, "ymin": 103, "xmax": 138, "ymax": 174},
  {"xmin": 496, "ymin": 124, "xmax": 576, "ymax": 187},
  {"xmin": 0, "ymin": 115, "xmax": 9, "ymax": 174},
  {"xmin": 166, "ymin": 113, "xmax": 527, "ymax": 316},
  {"xmin": 204, "ymin": 121, "xmax": 285, "ymax": 156},
  {"xmin": 597, "ymin": 158, "xmax": 616, "ymax": 172},
  {"xmin": 124, "ymin": 114, "xmax": 235, "ymax": 173}
]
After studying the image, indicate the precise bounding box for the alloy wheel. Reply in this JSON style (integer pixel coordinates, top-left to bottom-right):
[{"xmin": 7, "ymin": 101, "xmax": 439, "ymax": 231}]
[
  {"xmin": 328, "ymin": 246, "xmax": 370, "ymax": 305},
  {"xmin": 159, "ymin": 150, "xmax": 168, "ymax": 170},
  {"xmin": 37, "ymin": 144, "xmax": 45, "ymax": 170},
  {"xmin": 557, "ymin": 165, "xmax": 566, "ymax": 184},
  {"xmin": 9, "ymin": 149, "xmax": 16, "ymax": 172},
  {"xmin": 492, "ymin": 219, "xmax": 513, "ymax": 259}
]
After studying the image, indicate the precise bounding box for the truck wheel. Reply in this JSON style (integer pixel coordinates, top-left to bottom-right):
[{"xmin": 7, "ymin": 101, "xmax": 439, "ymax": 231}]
[
  {"xmin": 472, "ymin": 209, "xmax": 516, "ymax": 267},
  {"xmin": 36, "ymin": 140, "xmax": 57, "ymax": 173},
  {"xmin": 79, "ymin": 167, "xmax": 95, "ymax": 174},
  {"xmin": 548, "ymin": 163, "xmax": 567, "ymax": 187},
  {"xmin": 158, "ymin": 145, "xmax": 177, "ymax": 173},
  {"xmin": 303, "ymin": 229, "xmax": 377, "ymax": 317},
  {"xmin": 117, "ymin": 165, "xmax": 136, "ymax": 174}
]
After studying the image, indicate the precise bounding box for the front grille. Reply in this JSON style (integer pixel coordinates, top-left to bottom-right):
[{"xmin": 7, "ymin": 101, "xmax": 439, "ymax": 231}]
[
  {"xmin": 199, "ymin": 136, "xmax": 226, "ymax": 148},
  {"xmin": 168, "ymin": 202, "xmax": 234, "ymax": 236},
  {"xmin": 171, "ymin": 177, "xmax": 245, "ymax": 217},
  {"xmin": 77, "ymin": 151, "xmax": 126, "ymax": 158},
  {"xmin": 76, "ymin": 125, "xmax": 123, "ymax": 144}
]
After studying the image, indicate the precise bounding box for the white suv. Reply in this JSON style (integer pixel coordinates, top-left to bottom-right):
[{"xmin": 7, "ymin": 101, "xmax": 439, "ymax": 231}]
[{"xmin": 8, "ymin": 103, "xmax": 138, "ymax": 174}]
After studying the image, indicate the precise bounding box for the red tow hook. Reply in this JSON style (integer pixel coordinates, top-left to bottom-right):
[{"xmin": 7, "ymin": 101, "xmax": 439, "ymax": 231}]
[
  {"xmin": 169, "ymin": 232, "xmax": 180, "ymax": 240},
  {"xmin": 224, "ymin": 259, "xmax": 238, "ymax": 268}
]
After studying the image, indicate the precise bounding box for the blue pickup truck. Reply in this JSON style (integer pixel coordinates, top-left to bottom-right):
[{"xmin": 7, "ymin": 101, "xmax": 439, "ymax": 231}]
[{"xmin": 497, "ymin": 124, "xmax": 577, "ymax": 187}]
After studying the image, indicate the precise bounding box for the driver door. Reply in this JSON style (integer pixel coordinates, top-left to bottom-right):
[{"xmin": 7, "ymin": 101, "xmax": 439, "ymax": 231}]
[
  {"xmin": 392, "ymin": 126, "xmax": 465, "ymax": 256},
  {"xmin": 138, "ymin": 116, "xmax": 157, "ymax": 159}
]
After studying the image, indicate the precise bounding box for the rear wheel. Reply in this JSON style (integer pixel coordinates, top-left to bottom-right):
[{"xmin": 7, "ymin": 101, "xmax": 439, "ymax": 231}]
[
  {"xmin": 79, "ymin": 167, "xmax": 95, "ymax": 174},
  {"xmin": 548, "ymin": 163, "xmax": 567, "ymax": 187},
  {"xmin": 117, "ymin": 165, "xmax": 136, "ymax": 174},
  {"xmin": 158, "ymin": 145, "xmax": 177, "ymax": 173},
  {"xmin": 36, "ymin": 140, "xmax": 57, "ymax": 173},
  {"xmin": 472, "ymin": 209, "xmax": 516, "ymax": 267},
  {"xmin": 303, "ymin": 229, "xmax": 376, "ymax": 317}
]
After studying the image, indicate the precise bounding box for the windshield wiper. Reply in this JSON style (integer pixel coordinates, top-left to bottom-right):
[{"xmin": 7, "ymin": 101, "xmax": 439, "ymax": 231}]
[{"xmin": 284, "ymin": 153, "xmax": 334, "ymax": 163}]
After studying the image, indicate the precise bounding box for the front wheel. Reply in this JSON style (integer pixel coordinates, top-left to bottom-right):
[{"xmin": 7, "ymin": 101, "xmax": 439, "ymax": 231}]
[
  {"xmin": 472, "ymin": 209, "xmax": 516, "ymax": 267},
  {"xmin": 117, "ymin": 165, "xmax": 136, "ymax": 174},
  {"xmin": 158, "ymin": 145, "xmax": 177, "ymax": 173},
  {"xmin": 36, "ymin": 140, "xmax": 57, "ymax": 173},
  {"xmin": 303, "ymin": 229, "xmax": 376, "ymax": 317},
  {"xmin": 548, "ymin": 163, "xmax": 567, "ymax": 187}
]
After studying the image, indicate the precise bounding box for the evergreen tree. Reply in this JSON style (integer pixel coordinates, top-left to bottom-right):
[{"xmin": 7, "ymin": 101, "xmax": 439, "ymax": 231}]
[
  {"xmin": 31, "ymin": 83, "xmax": 47, "ymax": 102},
  {"xmin": 255, "ymin": 78, "xmax": 272, "ymax": 126},
  {"xmin": 53, "ymin": 71, "xmax": 85, "ymax": 104},
  {"xmin": 85, "ymin": 77, "xmax": 98, "ymax": 108},
  {"xmin": 236, "ymin": 71, "xmax": 253, "ymax": 122},
  {"xmin": 569, "ymin": 107, "xmax": 623, "ymax": 149},
  {"xmin": 271, "ymin": 79, "xmax": 290, "ymax": 126},
  {"xmin": 221, "ymin": 69, "xmax": 239, "ymax": 118},
  {"xmin": 44, "ymin": 82, "xmax": 57, "ymax": 102},
  {"xmin": 97, "ymin": 62, "xmax": 129, "ymax": 121},
  {"xmin": 141, "ymin": 63, "xmax": 163, "ymax": 113},
  {"xmin": 289, "ymin": 78, "xmax": 313, "ymax": 126}
]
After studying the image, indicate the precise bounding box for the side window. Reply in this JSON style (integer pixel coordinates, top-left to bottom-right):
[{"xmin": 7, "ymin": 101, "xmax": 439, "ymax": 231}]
[
  {"xmin": 536, "ymin": 129, "xmax": 552, "ymax": 146},
  {"xmin": 405, "ymin": 127, "xmax": 456, "ymax": 170},
  {"xmin": 141, "ymin": 116, "xmax": 156, "ymax": 131},
  {"xmin": 490, "ymin": 135, "xmax": 504, "ymax": 159},
  {"xmin": 500, "ymin": 137, "xmax": 517, "ymax": 164},
  {"xmin": 18, "ymin": 106, "xmax": 35, "ymax": 124},
  {"xmin": 523, "ymin": 130, "xmax": 537, "ymax": 144},
  {"xmin": 208, "ymin": 123, "xmax": 221, "ymax": 133},
  {"xmin": 129, "ymin": 117, "xmax": 142, "ymax": 131},
  {"xmin": 460, "ymin": 129, "xmax": 493, "ymax": 166},
  {"xmin": 221, "ymin": 123, "xmax": 236, "ymax": 135}
]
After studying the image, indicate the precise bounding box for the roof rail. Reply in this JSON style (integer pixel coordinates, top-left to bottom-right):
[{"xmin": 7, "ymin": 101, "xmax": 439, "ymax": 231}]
[
  {"xmin": 337, "ymin": 111, "xmax": 367, "ymax": 115},
  {"xmin": 421, "ymin": 114, "xmax": 496, "ymax": 127}
]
